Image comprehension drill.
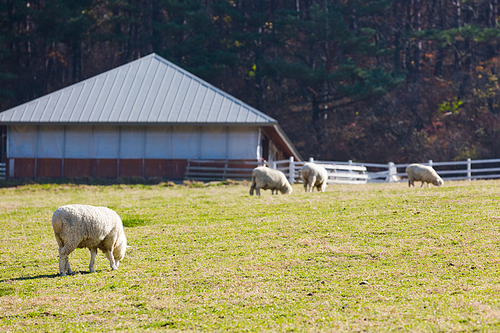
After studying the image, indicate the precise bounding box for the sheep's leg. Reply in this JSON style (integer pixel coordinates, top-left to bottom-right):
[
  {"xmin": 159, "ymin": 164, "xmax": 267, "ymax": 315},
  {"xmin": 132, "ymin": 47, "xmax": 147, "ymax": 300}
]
[
  {"xmin": 256, "ymin": 187, "xmax": 261, "ymax": 196},
  {"xmin": 57, "ymin": 247, "xmax": 66, "ymax": 276},
  {"xmin": 58, "ymin": 245, "xmax": 75, "ymax": 276},
  {"xmin": 303, "ymin": 181, "xmax": 308, "ymax": 192},
  {"xmin": 105, "ymin": 251, "xmax": 119, "ymax": 271},
  {"xmin": 309, "ymin": 176, "xmax": 317, "ymax": 192},
  {"xmin": 250, "ymin": 176, "xmax": 256, "ymax": 195},
  {"xmin": 89, "ymin": 248, "xmax": 97, "ymax": 273}
]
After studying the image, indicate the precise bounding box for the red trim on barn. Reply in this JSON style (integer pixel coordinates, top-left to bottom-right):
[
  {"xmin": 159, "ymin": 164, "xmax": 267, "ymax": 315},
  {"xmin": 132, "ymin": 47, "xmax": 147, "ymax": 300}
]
[
  {"xmin": 8, "ymin": 158, "xmax": 192, "ymax": 180},
  {"xmin": 91, "ymin": 159, "xmax": 117, "ymax": 178}
]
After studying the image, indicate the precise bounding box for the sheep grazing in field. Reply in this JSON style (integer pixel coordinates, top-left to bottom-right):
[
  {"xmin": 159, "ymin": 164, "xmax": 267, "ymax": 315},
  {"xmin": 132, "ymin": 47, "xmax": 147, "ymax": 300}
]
[
  {"xmin": 249, "ymin": 166, "xmax": 293, "ymax": 196},
  {"xmin": 406, "ymin": 163, "xmax": 444, "ymax": 188},
  {"xmin": 52, "ymin": 204, "xmax": 127, "ymax": 276},
  {"xmin": 301, "ymin": 162, "xmax": 328, "ymax": 192}
]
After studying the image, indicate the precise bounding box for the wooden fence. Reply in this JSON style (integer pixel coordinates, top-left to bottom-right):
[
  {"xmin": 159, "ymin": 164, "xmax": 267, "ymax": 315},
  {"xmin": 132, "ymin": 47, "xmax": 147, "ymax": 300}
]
[{"xmin": 184, "ymin": 159, "xmax": 266, "ymax": 181}]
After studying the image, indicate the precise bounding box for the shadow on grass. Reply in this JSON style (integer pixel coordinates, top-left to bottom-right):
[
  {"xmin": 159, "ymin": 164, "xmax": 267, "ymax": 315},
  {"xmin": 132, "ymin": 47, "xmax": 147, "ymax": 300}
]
[{"xmin": 0, "ymin": 270, "xmax": 99, "ymax": 282}]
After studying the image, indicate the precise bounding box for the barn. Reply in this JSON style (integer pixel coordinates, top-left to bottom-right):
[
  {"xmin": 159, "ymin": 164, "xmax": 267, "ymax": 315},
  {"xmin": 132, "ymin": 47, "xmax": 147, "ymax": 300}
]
[{"xmin": 0, "ymin": 53, "xmax": 301, "ymax": 180}]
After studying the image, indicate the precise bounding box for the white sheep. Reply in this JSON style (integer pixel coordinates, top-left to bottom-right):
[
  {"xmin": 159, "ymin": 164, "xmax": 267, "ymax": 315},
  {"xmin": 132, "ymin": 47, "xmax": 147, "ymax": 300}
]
[
  {"xmin": 249, "ymin": 166, "xmax": 293, "ymax": 196},
  {"xmin": 52, "ymin": 204, "xmax": 127, "ymax": 276},
  {"xmin": 301, "ymin": 162, "xmax": 328, "ymax": 192},
  {"xmin": 406, "ymin": 163, "xmax": 444, "ymax": 188}
]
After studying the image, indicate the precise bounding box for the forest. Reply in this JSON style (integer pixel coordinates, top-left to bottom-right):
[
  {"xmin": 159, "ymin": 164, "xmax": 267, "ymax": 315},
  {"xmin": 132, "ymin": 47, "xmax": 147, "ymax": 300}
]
[{"xmin": 1, "ymin": 0, "xmax": 500, "ymax": 163}]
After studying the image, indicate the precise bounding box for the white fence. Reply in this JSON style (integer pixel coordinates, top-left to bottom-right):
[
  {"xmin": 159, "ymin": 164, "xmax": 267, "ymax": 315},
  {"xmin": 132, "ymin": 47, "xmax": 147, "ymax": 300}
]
[
  {"xmin": 184, "ymin": 157, "xmax": 500, "ymax": 184},
  {"xmin": 280, "ymin": 157, "xmax": 500, "ymax": 184},
  {"xmin": 273, "ymin": 157, "xmax": 368, "ymax": 185},
  {"xmin": 384, "ymin": 158, "xmax": 500, "ymax": 183},
  {"xmin": 184, "ymin": 158, "xmax": 367, "ymax": 184}
]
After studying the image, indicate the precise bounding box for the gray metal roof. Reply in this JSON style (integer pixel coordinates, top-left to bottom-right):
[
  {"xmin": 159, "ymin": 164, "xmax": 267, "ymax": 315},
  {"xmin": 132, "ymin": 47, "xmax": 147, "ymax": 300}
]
[{"xmin": 0, "ymin": 53, "xmax": 277, "ymax": 125}]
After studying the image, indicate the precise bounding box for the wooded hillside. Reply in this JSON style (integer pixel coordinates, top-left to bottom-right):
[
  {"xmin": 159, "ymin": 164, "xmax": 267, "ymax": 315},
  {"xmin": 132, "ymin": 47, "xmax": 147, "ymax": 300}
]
[{"xmin": 1, "ymin": 0, "xmax": 500, "ymax": 163}]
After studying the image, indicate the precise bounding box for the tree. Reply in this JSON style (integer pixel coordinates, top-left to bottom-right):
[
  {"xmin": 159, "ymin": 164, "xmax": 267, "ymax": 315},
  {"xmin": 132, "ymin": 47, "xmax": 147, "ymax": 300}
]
[{"xmin": 264, "ymin": 0, "xmax": 403, "ymax": 157}]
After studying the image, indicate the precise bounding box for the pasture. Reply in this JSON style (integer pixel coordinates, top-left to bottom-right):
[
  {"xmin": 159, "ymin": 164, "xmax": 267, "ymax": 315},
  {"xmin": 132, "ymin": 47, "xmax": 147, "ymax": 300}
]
[{"xmin": 1, "ymin": 180, "xmax": 500, "ymax": 332}]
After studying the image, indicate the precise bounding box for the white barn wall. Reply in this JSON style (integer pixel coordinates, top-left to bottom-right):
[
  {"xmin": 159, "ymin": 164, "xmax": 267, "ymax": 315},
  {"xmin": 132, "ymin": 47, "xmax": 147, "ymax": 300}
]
[
  {"xmin": 94, "ymin": 126, "xmax": 119, "ymax": 158},
  {"xmin": 38, "ymin": 126, "xmax": 63, "ymax": 158},
  {"xmin": 9, "ymin": 125, "xmax": 36, "ymax": 158},
  {"xmin": 229, "ymin": 127, "xmax": 259, "ymax": 159},
  {"xmin": 201, "ymin": 127, "xmax": 226, "ymax": 159},
  {"xmin": 171, "ymin": 126, "xmax": 199, "ymax": 159},
  {"xmin": 145, "ymin": 126, "xmax": 171, "ymax": 159},
  {"xmin": 65, "ymin": 126, "xmax": 92, "ymax": 158},
  {"xmin": 8, "ymin": 125, "xmax": 260, "ymax": 161},
  {"xmin": 120, "ymin": 127, "xmax": 144, "ymax": 159}
]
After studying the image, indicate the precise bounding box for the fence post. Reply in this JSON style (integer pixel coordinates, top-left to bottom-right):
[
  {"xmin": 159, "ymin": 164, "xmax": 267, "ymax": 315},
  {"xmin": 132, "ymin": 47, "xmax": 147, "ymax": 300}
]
[
  {"xmin": 428, "ymin": 159, "xmax": 433, "ymax": 167},
  {"xmin": 467, "ymin": 158, "xmax": 472, "ymax": 181},
  {"xmin": 387, "ymin": 162, "xmax": 397, "ymax": 183},
  {"xmin": 289, "ymin": 156, "xmax": 295, "ymax": 184},
  {"xmin": 309, "ymin": 157, "xmax": 314, "ymax": 163}
]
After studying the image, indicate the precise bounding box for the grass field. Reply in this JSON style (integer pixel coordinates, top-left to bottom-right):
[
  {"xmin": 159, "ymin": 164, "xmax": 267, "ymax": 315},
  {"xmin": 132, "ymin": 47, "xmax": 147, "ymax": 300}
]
[{"xmin": 1, "ymin": 180, "xmax": 500, "ymax": 332}]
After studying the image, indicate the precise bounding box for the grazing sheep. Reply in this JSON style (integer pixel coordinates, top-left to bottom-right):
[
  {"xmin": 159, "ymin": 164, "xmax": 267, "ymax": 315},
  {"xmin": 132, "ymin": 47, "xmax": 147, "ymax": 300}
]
[
  {"xmin": 301, "ymin": 162, "xmax": 328, "ymax": 192},
  {"xmin": 249, "ymin": 166, "xmax": 293, "ymax": 196},
  {"xmin": 52, "ymin": 204, "xmax": 127, "ymax": 276},
  {"xmin": 406, "ymin": 163, "xmax": 444, "ymax": 188}
]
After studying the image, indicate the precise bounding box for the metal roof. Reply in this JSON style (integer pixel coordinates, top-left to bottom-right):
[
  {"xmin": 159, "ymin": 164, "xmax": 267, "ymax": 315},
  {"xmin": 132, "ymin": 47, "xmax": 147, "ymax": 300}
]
[{"xmin": 0, "ymin": 53, "xmax": 277, "ymax": 125}]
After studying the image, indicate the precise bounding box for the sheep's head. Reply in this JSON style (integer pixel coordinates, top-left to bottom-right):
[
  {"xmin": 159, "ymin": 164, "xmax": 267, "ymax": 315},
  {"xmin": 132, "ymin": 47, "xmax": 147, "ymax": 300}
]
[
  {"xmin": 280, "ymin": 182, "xmax": 293, "ymax": 194},
  {"xmin": 113, "ymin": 235, "xmax": 127, "ymax": 265},
  {"xmin": 432, "ymin": 177, "xmax": 444, "ymax": 186}
]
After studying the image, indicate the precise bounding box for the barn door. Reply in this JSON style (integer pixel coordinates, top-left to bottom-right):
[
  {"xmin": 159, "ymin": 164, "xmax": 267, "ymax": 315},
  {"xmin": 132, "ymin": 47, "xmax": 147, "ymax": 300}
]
[
  {"xmin": 261, "ymin": 135, "xmax": 269, "ymax": 162},
  {"xmin": 0, "ymin": 126, "xmax": 6, "ymax": 163}
]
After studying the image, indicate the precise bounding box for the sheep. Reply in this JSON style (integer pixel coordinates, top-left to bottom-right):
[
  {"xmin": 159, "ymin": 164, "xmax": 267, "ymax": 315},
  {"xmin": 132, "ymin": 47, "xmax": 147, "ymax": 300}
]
[
  {"xmin": 52, "ymin": 204, "xmax": 127, "ymax": 276},
  {"xmin": 301, "ymin": 162, "xmax": 328, "ymax": 192},
  {"xmin": 249, "ymin": 166, "xmax": 293, "ymax": 196},
  {"xmin": 406, "ymin": 163, "xmax": 444, "ymax": 188}
]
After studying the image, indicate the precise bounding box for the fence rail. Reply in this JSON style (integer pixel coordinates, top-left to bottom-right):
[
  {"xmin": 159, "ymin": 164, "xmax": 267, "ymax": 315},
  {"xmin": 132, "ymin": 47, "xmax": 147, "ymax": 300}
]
[
  {"xmin": 309, "ymin": 158, "xmax": 500, "ymax": 183},
  {"xmin": 185, "ymin": 159, "xmax": 266, "ymax": 181},
  {"xmin": 184, "ymin": 157, "xmax": 500, "ymax": 184},
  {"xmin": 184, "ymin": 158, "xmax": 368, "ymax": 184}
]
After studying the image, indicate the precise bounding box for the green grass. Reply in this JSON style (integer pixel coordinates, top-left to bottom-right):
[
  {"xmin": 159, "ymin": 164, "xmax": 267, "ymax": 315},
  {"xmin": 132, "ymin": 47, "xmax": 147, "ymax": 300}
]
[{"xmin": 1, "ymin": 181, "xmax": 500, "ymax": 331}]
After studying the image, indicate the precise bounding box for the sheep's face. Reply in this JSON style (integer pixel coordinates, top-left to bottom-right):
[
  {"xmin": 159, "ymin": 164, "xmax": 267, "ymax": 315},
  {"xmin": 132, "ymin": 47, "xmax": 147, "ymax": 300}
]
[{"xmin": 432, "ymin": 178, "xmax": 444, "ymax": 186}]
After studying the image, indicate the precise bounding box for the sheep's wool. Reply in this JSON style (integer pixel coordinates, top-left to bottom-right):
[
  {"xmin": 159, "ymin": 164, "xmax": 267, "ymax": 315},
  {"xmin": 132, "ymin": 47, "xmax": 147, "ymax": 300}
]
[
  {"xmin": 249, "ymin": 167, "xmax": 293, "ymax": 196},
  {"xmin": 52, "ymin": 204, "xmax": 127, "ymax": 276},
  {"xmin": 406, "ymin": 164, "xmax": 444, "ymax": 188},
  {"xmin": 301, "ymin": 163, "xmax": 328, "ymax": 192}
]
